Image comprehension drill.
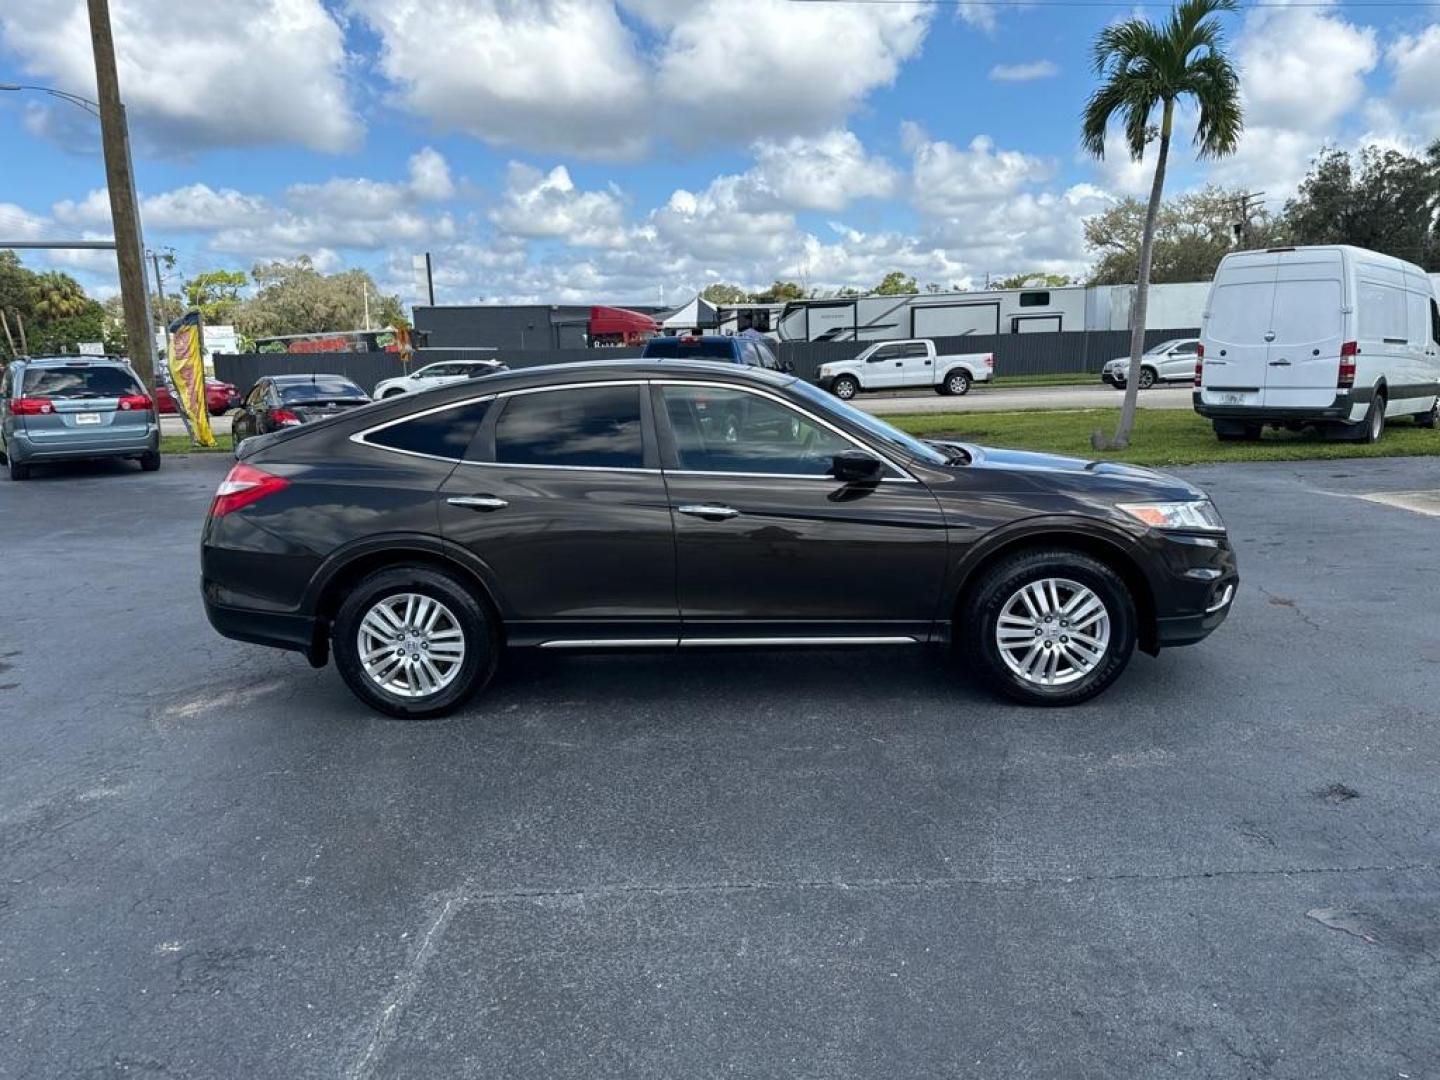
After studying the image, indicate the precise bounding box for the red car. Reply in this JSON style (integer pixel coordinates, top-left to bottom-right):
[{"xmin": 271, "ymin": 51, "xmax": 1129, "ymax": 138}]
[{"xmin": 154, "ymin": 379, "xmax": 241, "ymax": 416}]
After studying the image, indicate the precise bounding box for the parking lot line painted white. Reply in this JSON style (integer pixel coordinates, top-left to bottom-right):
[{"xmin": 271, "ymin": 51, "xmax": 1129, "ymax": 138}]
[{"xmin": 1354, "ymin": 490, "xmax": 1440, "ymax": 518}]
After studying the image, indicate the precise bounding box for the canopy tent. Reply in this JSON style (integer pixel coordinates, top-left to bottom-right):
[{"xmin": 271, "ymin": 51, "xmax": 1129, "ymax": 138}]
[{"xmin": 660, "ymin": 294, "xmax": 719, "ymax": 330}]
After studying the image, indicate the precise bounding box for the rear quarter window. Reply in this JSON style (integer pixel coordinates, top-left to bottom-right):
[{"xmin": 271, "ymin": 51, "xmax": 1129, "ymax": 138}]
[{"xmin": 364, "ymin": 401, "xmax": 491, "ymax": 460}]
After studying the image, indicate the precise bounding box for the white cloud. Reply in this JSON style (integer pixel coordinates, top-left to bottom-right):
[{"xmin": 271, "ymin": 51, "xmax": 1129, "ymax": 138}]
[
  {"xmin": 953, "ymin": 2, "xmax": 998, "ymax": 32},
  {"xmin": 490, "ymin": 164, "xmax": 629, "ymax": 247},
  {"xmin": 0, "ymin": 0, "xmax": 360, "ymax": 153},
  {"xmin": 989, "ymin": 60, "xmax": 1058, "ymax": 82},
  {"xmin": 1386, "ymin": 23, "xmax": 1440, "ymax": 139},
  {"xmin": 905, "ymin": 124, "xmax": 1052, "ymax": 216},
  {"xmin": 350, "ymin": 0, "xmax": 932, "ymax": 158},
  {"xmin": 746, "ymin": 130, "xmax": 899, "ymax": 212}
]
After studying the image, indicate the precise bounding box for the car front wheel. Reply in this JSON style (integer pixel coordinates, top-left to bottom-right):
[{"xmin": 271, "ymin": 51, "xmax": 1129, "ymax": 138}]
[
  {"xmin": 960, "ymin": 549, "xmax": 1137, "ymax": 706},
  {"xmin": 831, "ymin": 376, "xmax": 859, "ymax": 400},
  {"xmin": 331, "ymin": 566, "xmax": 498, "ymax": 719}
]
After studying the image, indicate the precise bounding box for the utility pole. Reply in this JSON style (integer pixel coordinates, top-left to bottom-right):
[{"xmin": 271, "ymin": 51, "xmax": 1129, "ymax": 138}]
[
  {"xmin": 1231, "ymin": 191, "xmax": 1266, "ymax": 248},
  {"xmin": 87, "ymin": 0, "xmax": 155, "ymax": 389},
  {"xmin": 150, "ymin": 249, "xmax": 168, "ymax": 328}
]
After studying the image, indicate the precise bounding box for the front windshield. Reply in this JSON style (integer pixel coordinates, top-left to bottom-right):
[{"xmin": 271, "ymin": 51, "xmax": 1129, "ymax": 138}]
[
  {"xmin": 789, "ymin": 379, "xmax": 948, "ymax": 465},
  {"xmin": 1146, "ymin": 339, "xmax": 1186, "ymax": 356}
]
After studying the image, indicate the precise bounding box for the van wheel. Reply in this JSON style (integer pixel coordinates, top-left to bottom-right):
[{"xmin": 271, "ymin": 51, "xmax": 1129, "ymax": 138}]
[
  {"xmin": 1356, "ymin": 394, "xmax": 1386, "ymax": 443},
  {"xmin": 960, "ymin": 549, "xmax": 1137, "ymax": 707},
  {"xmin": 831, "ymin": 376, "xmax": 859, "ymax": 401},
  {"xmin": 1415, "ymin": 401, "xmax": 1438, "ymax": 429},
  {"xmin": 1138, "ymin": 367, "xmax": 1156, "ymax": 389},
  {"xmin": 332, "ymin": 566, "xmax": 499, "ymax": 719}
]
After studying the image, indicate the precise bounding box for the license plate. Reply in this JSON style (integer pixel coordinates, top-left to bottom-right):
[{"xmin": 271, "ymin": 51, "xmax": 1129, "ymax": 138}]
[
  {"xmin": 75, "ymin": 412, "xmax": 102, "ymax": 425},
  {"xmin": 1218, "ymin": 393, "xmax": 1248, "ymax": 405}
]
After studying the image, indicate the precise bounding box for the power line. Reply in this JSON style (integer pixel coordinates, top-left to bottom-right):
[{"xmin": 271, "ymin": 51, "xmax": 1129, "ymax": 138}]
[{"xmin": 788, "ymin": 0, "xmax": 1440, "ymax": 7}]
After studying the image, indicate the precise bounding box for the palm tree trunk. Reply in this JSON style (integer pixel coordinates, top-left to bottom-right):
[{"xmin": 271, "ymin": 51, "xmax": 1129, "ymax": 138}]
[{"xmin": 1106, "ymin": 97, "xmax": 1174, "ymax": 449}]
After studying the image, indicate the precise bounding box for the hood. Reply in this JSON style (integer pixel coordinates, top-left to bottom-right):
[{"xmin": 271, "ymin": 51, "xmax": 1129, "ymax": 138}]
[{"xmin": 929, "ymin": 441, "xmax": 1203, "ymax": 500}]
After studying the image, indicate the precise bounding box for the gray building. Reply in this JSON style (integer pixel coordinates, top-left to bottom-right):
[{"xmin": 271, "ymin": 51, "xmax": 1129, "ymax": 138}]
[{"xmin": 414, "ymin": 303, "xmax": 668, "ymax": 351}]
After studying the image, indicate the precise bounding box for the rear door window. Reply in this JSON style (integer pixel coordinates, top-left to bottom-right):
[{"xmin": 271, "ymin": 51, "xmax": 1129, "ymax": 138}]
[
  {"xmin": 278, "ymin": 378, "xmax": 367, "ymax": 403},
  {"xmin": 23, "ymin": 365, "xmax": 142, "ymax": 398},
  {"xmin": 1207, "ymin": 281, "xmax": 1276, "ymax": 344},
  {"xmin": 1270, "ymin": 279, "xmax": 1343, "ymax": 346},
  {"xmin": 494, "ymin": 385, "xmax": 643, "ymax": 469},
  {"xmin": 365, "ymin": 401, "xmax": 491, "ymax": 460}
]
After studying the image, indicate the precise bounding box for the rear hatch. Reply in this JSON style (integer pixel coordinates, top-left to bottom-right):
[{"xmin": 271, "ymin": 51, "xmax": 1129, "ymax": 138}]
[
  {"xmin": 17, "ymin": 363, "xmax": 151, "ymax": 439},
  {"xmin": 642, "ymin": 338, "xmax": 738, "ymax": 361},
  {"xmin": 1200, "ymin": 249, "xmax": 1346, "ymax": 410}
]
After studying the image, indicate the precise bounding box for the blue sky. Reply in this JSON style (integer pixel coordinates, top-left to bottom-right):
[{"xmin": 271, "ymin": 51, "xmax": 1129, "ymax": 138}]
[{"xmin": 2, "ymin": 1, "xmax": 1437, "ymax": 308}]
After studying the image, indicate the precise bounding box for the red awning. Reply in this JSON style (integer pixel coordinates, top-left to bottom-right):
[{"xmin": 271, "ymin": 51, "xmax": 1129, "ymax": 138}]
[{"xmin": 589, "ymin": 305, "xmax": 660, "ymax": 335}]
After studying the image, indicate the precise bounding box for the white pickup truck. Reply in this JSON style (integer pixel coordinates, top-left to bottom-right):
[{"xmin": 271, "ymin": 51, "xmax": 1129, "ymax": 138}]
[{"xmin": 816, "ymin": 339, "xmax": 994, "ymax": 400}]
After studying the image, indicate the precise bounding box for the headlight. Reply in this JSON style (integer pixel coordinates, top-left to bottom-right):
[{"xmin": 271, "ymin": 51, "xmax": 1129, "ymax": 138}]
[
  {"xmin": 1117, "ymin": 500, "xmax": 1226, "ymax": 532},
  {"xmin": 818, "ymin": 365, "xmax": 832, "ymax": 376}
]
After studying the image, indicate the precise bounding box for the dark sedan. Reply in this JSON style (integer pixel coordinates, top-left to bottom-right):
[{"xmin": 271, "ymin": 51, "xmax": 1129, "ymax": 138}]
[
  {"xmin": 202, "ymin": 360, "xmax": 1238, "ymax": 718},
  {"xmin": 230, "ymin": 374, "xmax": 370, "ymax": 455}
]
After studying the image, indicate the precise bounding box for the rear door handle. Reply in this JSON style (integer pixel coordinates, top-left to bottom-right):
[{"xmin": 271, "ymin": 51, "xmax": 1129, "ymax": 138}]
[
  {"xmin": 1268, "ymin": 359, "xmax": 1291, "ymax": 367},
  {"xmin": 447, "ymin": 495, "xmax": 508, "ymax": 511},
  {"xmin": 675, "ymin": 504, "xmax": 740, "ymax": 520}
]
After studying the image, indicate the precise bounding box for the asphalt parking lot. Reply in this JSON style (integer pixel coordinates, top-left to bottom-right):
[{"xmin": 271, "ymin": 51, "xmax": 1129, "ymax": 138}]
[{"xmin": 3, "ymin": 453, "xmax": 1438, "ymax": 1078}]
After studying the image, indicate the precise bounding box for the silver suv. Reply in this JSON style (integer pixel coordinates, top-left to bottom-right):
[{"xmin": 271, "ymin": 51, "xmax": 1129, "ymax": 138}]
[{"xmin": 0, "ymin": 356, "xmax": 160, "ymax": 480}]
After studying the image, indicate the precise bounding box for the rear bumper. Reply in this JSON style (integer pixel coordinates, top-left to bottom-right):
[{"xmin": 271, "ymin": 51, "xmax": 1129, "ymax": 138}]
[
  {"xmin": 8, "ymin": 425, "xmax": 158, "ymax": 464},
  {"xmin": 1192, "ymin": 390, "xmax": 1362, "ymax": 423},
  {"xmin": 204, "ymin": 594, "xmax": 319, "ymax": 656}
]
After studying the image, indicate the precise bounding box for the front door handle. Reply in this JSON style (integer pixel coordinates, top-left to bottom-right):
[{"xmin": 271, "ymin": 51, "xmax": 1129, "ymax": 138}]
[
  {"xmin": 447, "ymin": 495, "xmax": 508, "ymax": 511},
  {"xmin": 1268, "ymin": 359, "xmax": 1291, "ymax": 367},
  {"xmin": 675, "ymin": 504, "xmax": 740, "ymax": 520}
]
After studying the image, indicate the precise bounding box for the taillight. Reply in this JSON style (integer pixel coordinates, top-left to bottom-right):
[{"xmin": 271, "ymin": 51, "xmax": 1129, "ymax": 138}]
[
  {"xmin": 210, "ymin": 463, "xmax": 289, "ymax": 518},
  {"xmin": 1194, "ymin": 343, "xmax": 1205, "ymax": 387},
  {"xmin": 10, "ymin": 397, "xmax": 54, "ymax": 416},
  {"xmin": 270, "ymin": 408, "xmax": 302, "ymax": 426},
  {"xmin": 1338, "ymin": 341, "xmax": 1357, "ymax": 389},
  {"xmin": 118, "ymin": 393, "xmax": 152, "ymax": 411},
  {"xmin": 984, "ymin": 354, "xmax": 994, "ymax": 369}
]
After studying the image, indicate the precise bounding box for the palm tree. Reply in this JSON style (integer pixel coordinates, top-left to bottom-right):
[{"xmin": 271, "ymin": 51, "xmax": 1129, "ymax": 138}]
[
  {"xmin": 28, "ymin": 271, "xmax": 90, "ymax": 322},
  {"xmin": 1083, "ymin": 0, "xmax": 1242, "ymax": 448}
]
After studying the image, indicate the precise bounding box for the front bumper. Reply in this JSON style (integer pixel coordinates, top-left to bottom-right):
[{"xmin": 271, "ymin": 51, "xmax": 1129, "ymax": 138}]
[
  {"xmin": 1102, "ymin": 370, "xmax": 1125, "ymax": 387},
  {"xmin": 8, "ymin": 424, "xmax": 158, "ymax": 464},
  {"xmin": 1145, "ymin": 530, "xmax": 1239, "ymax": 651}
]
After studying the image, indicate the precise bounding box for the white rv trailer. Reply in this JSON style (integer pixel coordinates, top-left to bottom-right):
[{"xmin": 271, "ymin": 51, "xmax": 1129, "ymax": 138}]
[{"xmin": 776, "ymin": 283, "xmax": 1210, "ymax": 342}]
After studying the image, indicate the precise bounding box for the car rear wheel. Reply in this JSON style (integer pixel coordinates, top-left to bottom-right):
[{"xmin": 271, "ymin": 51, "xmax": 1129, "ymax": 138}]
[
  {"xmin": 140, "ymin": 451, "xmax": 161, "ymax": 472},
  {"xmin": 943, "ymin": 371, "xmax": 971, "ymax": 396},
  {"xmin": 7, "ymin": 456, "xmax": 31, "ymax": 481},
  {"xmin": 332, "ymin": 566, "xmax": 498, "ymax": 719},
  {"xmin": 831, "ymin": 376, "xmax": 859, "ymax": 401},
  {"xmin": 960, "ymin": 549, "xmax": 1137, "ymax": 706}
]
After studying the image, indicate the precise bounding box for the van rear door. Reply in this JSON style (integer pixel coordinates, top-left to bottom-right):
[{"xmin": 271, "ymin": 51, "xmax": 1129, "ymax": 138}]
[
  {"xmin": 1262, "ymin": 249, "xmax": 1346, "ymax": 409},
  {"xmin": 1200, "ymin": 254, "xmax": 1277, "ymax": 408}
]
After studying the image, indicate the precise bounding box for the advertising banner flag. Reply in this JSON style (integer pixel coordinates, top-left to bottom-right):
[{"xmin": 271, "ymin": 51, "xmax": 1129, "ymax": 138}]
[{"xmin": 167, "ymin": 311, "xmax": 215, "ymax": 447}]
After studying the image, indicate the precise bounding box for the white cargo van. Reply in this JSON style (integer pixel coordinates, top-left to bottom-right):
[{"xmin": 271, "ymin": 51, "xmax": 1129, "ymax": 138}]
[{"xmin": 1195, "ymin": 245, "xmax": 1440, "ymax": 441}]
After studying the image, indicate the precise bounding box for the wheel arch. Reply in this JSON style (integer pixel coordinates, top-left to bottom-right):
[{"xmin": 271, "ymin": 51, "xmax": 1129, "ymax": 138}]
[{"xmin": 948, "ymin": 523, "xmax": 1159, "ymax": 655}]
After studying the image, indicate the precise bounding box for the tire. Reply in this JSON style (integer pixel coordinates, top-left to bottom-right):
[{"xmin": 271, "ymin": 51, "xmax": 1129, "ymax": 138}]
[
  {"xmin": 1137, "ymin": 367, "xmax": 1156, "ymax": 389},
  {"xmin": 1213, "ymin": 420, "xmax": 1261, "ymax": 442},
  {"xmin": 139, "ymin": 451, "xmax": 161, "ymax": 472},
  {"xmin": 1416, "ymin": 400, "xmax": 1439, "ymax": 429},
  {"xmin": 959, "ymin": 548, "xmax": 1137, "ymax": 707},
  {"xmin": 1355, "ymin": 393, "xmax": 1386, "ymax": 444},
  {"xmin": 8, "ymin": 456, "xmax": 30, "ymax": 481},
  {"xmin": 331, "ymin": 566, "xmax": 499, "ymax": 719},
  {"xmin": 943, "ymin": 370, "xmax": 971, "ymax": 396},
  {"xmin": 933, "ymin": 385, "xmax": 949, "ymax": 396},
  {"xmin": 831, "ymin": 376, "xmax": 859, "ymax": 401}
]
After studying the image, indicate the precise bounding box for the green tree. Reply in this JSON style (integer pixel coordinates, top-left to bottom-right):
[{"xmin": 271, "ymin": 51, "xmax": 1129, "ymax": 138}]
[
  {"xmin": 751, "ymin": 280, "xmax": 807, "ymax": 303},
  {"xmin": 1082, "ymin": 0, "xmax": 1243, "ymax": 448},
  {"xmin": 989, "ymin": 272, "xmax": 1077, "ymax": 290},
  {"xmin": 29, "ymin": 299, "xmax": 106, "ymax": 355},
  {"xmin": 1085, "ymin": 186, "xmax": 1279, "ymax": 286},
  {"xmin": 1282, "ymin": 144, "xmax": 1440, "ymax": 270},
  {"xmin": 700, "ymin": 282, "xmax": 749, "ymax": 304},
  {"xmin": 183, "ymin": 269, "xmax": 248, "ymax": 324},
  {"xmin": 236, "ymin": 256, "xmax": 404, "ymax": 339},
  {"xmin": 28, "ymin": 271, "xmax": 90, "ymax": 321},
  {"xmin": 873, "ymin": 271, "xmax": 918, "ymax": 295}
]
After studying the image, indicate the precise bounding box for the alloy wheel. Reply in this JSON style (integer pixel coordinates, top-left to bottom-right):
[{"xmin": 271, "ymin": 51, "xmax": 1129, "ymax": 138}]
[
  {"xmin": 357, "ymin": 592, "xmax": 466, "ymax": 698},
  {"xmin": 995, "ymin": 577, "xmax": 1111, "ymax": 687}
]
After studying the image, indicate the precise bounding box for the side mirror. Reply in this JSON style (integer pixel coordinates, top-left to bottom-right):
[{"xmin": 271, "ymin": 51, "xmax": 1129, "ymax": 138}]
[{"xmin": 831, "ymin": 449, "xmax": 884, "ymax": 485}]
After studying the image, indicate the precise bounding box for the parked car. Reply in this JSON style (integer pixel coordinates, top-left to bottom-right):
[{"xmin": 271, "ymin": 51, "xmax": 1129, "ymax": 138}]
[
  {"xmin": 230, "ymin": 374, "xmax": 371, "ymax": 455},
  {"xmin": 154, "ymin": 378, "xmax": 242, "ymax": 416},
  {"xmin": 373, "ymin": 358, "xmax": 508, "ymax": 399},
  {"xmin": 1101, "ymin": 339, "xmax": 1200, "ymax": 390},
  {"xmin": 202, "ymin": 359, "xmax": 1238, "ymax": 718},
  {"xmin": 1196, "ymin": 244, "xmax": 1440, "ymax": 442},
  {"xmin": 642, "ymin": 334, "xmax": 790, "ymax": 372},
  {"xmin": 816, "ymin": 339, "xmax": 993, "ymax": 399},
  {"xmin": 0, "ymin": 355, "xmax": 160, "ymax": 480}
]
